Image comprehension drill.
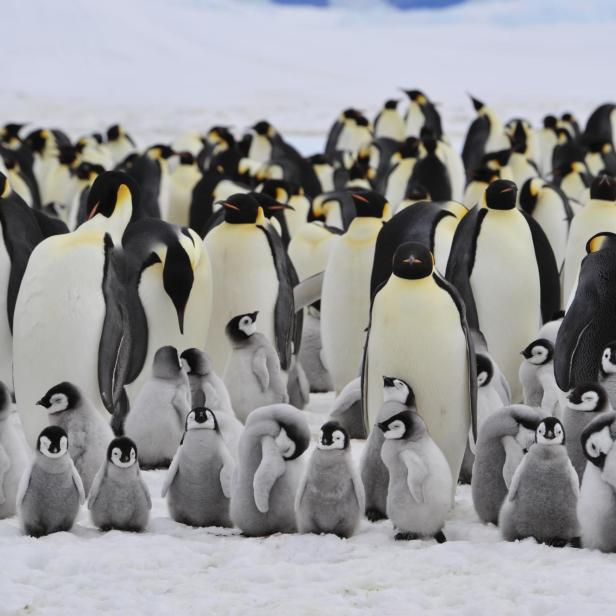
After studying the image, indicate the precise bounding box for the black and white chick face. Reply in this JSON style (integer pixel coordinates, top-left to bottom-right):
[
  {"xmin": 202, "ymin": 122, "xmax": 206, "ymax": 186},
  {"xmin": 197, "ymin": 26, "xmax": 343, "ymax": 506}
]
[
  {"xmin": 108, "ymin": 437, "xmax": 138, "ymax": 468},
  {"xmin": 382, "ymin": 376, "xmax": 414, "ymax": 406},
  {"xmin": 476, "ymin": 354, "xmax": 493, "ymax": 388},
  {"xmin": 317, "ymin": 421, "xmax": 349, "ymax": 451},
  {"xmin": 185, "ymin": 407, "xmax": 218, "ymax": 432},
  {"xmin": 567, "ymin": 384, "xmax": 607, "ymax": 412},
  {"xmin": 37, "ymin": 426, "xmax": 69, "ymax": 459},
  {"xmin": 37, "ymin": 382, "xmax": 81, "ymax": 414},
  {"xmin": 226, "ymin": 312, "xmax": 259, "ymax": 343},
  {"xmin": 378, "ymin": 411, "xmax": 422, "ymax": 441},
  {"xmin": 521, "ymin": 339, "xmax": 554, "ymax": 366},
  {"xmin": 601, "ymin": 343, "xmax": 616, "ymax": 376},
  {"xmin": 275, "ymin": 427, "xmax": 296, "ymax": 459},
  {"xmin": 513, "ymin": 417, "xmax": 541, "ymax": 452},
  {"xmin": 535, "ymin": 417, "xmax": 565, "ymax": 446}
]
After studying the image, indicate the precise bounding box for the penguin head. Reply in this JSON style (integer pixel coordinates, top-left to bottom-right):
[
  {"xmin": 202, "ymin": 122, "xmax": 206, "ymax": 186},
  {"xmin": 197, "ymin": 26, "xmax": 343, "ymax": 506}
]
[
  {"xmin": 317, "ymin": 421, "xmax": 349, "ymax": 451},
  {"xmin": 37, "ymin": 426, "xmax": 69, "ymax": 459},
  {"xmin": 108, "ymin": 437, "xmax": 138, "ymax": 468},
  {"xmin": 350, "ymin": 190, "xmax": 390, "ymax": 219},
  {"xmin": 383, "ymin": 99, "xmax": 399, "ymax": 110},
  {"xmin": 567, "ymin": 383, "xmax": 608, "ymax": 412},
  {"xmin": 602, "ymin": 342, "xmax": 616, "ymax": 376},
  {"xmin": 382, "ymin": 376, "xmax": 414, "ymax": 406},
  {"xmin": 0, "ymin": 122, "xmax": 25, "ymax": 147},
  {"xmin": 152, "ymin": 346, "xmax": 183, "ymax": 379},
  {"xmin": 510, "ymin": 406, "xmax": 542, "ymax": 451},
  {"xmin": 468, "ymin": 95, "xmax": 485, "ymax": 113},
  {"xmin": 180, "ymin": 348, "xmax": 211, "ymax": 376},
  {"xmin": 543, "ymin": 115, "xmax": 558, "ymax": 131},
  {"xmin": 485, "ymin": 179, "xmax": 517, "ymax": 211},
  {"xmin": 252, "ymin": 192, "xmax": 295, "ymax": 220},
  {"xmin": 252, "ymin": 120, "xmax": 276, "ymax": 139},
  {"xmin": 402, "ymin": 90, "xmax": 428, "ymax": 106},
  {"xmin": 185, "ymin": 407, "xmax": 218, "ymax": 433},
  {"xmin": 258, "ymin": 179, "xmax": 292, "ymax": 204},
  {"xmin": 476, "ymin": 354, "xmax": 494, "ymax": 388},
  {"xmin": 519, "ymin": 178, "xmax": 544, "ymax": 213},
  {"xmin": 86, "ymin": 171, "xmax": 139, "ymax": 222},
  {"xmin": 392, "ymin": 242, "xmax": 434, "ymax": 280},
  {"xmin": 25, "ymin": 129, "xmax": 51, "ymax": 154},
  {"xmin": 590, "ymin": 174, "xmax": 616, "ymax": 202},
  {"xmin": 226, "ymin": 312, "xmax": 259, "ymax": 343},
  {"xmin": 586, "ymin": 232, "xmax": 616, "ymax": 255},
  {"xmin": 221, "ymin": 193, "xmax": 265, "ymax": 225},
  {"xmin": 147, "ymin": 144, "xmax": 175, "ymax": 161},
  {"xmin": 521, "ymin": 338, "xmax": 554, "ymax": 366},
  {"xmin": 582, "ymin": 412, "xmax": 616, "ymax": 469},
  {"xmin": 535, "ymin": 417, "xmax": 565, "ymax": 445},
  {"xmin": 37, "ymin": 382, "xmax": 81, "ymax": 414},
  {"xmin": 378, "ymin": 410, "xmax": 425, "ymax": 441}
]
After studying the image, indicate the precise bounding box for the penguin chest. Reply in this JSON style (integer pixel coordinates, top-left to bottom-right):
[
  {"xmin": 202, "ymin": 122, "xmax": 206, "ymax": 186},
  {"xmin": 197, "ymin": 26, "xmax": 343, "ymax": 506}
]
[
  {"xmin": 386, "ymin": 160, "xmax": 416, "ymax": 209},
  {"xmin": 533, "ymin": 192, "xmax": 568, "ymax": 269}
]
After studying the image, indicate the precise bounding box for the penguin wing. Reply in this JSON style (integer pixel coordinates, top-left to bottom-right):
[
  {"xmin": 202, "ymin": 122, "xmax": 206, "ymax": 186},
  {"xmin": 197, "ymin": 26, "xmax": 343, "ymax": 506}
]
[
  {"xmin": 399, "ymin": 449, "xmax": 428, "ymax": 503},
  {"xmin": 253, "ymin": 435, "xmax": 286, "ymax": 514},
  {"xmin": 252, "ymin": 347, "xmax": 271, "ymax": 392},
  {"xmin": 15, "ymin": 462, "xmax": 33, "ymax": 508},
  {"xmin": 161, "ymin": 450, "xmax": 181, "ymax": 498},
  {"xmin": 219, "ymin": 445, "xmax": 235, "ymax": 499},
  {"xmin": 294, "ymin": 466, "xmax": 309, "ymax": 512},
  {"xmin": 325, "ymin": 121, "xmax": 343, "ymax": 160},
  {"xmin": 0, "ymin": 444, "xmax": 10, "ymax": 504},
  {"xmin": 138, "ymin": 469, "xmax": 152, "ymax": 509},
  {"xmin": 567, "ymin": 458, "xmax": 580, "ymax": 498},
  {"xmin": 70, "ymin": 460, "xmax": 86, "ymax": 505},
  {"xmin": 351, "ymin": 466, "xmax": 366, "ymax": 512},
  {"xmin": 520, "ymin": 210, "xmax": 561, "ymax": 323},
  {"xmin": 506, "ymin": 455, "xmax": 526, "ymax": 502},
  {"xmin": 172, "ymin": 386, "xmax": 191, "ymax": 422},
  {"xmin": 462, "ymin": 116, "xmax": 489, "ymax": 177},
  {"xmin": 293, "ymin": 271, "xmax": 324, "ymax": 312},
  {"xmin": 87, "ymin": 465, "xmax": 106, "ymax": 510},
  {"xmin": 501, "ymin": 436, "xmax": 524, "ymax": 490}
]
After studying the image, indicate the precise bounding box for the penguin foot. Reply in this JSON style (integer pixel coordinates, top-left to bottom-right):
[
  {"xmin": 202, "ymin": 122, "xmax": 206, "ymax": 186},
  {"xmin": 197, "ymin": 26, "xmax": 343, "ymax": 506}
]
[
  {"xmin": 433, "ymin": 531, "xmax": 447, "ymax": 544},
  {"xmin": 394, "ymin": 532, "xmax": 420, "ymax": 541},
  {"xmin": 365, "ymin": 509, "xmax": 387, "ymax": 522},
  {"xmin": 545, "ymin": 537, "xmax": 567, "ymax": 548},
  {"xmin": 569, "ymin": 537, "xmax": 582, "ymax": 549}
]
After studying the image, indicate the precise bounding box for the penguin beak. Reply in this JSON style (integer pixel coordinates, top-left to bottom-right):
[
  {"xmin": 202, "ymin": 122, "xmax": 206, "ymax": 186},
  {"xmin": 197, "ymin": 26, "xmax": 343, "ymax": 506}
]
[
  {"xmin": 87, "ymin": 202, "xmax": 100, "ymax": 220},
  {"xmin": 223, "ymin": 202, "xmax": 240, "ymax": 211},
  {"xmin": 268, "ymin": 203, "xmax": 295, "ymax": 211},
  {"xmin": 36, "ymin": 399, "xmax": 45, "ymax": 407}
]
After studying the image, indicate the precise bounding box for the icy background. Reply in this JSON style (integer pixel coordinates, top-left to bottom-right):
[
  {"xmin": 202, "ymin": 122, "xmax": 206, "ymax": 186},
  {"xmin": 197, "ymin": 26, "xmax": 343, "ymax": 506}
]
[{"xmin": 3, "ymin": 1, "xmax": 616, "ymax": 614}]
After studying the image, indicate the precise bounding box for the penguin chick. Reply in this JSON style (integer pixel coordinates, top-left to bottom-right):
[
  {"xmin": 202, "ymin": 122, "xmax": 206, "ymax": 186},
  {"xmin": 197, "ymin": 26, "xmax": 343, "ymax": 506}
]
[
  {"xmin": 563, "ymin": 383, "xmax": 612, "ymax": 481},
  {"xmin": 162, "ymin": 407, "xmax": 235, "ymax": 527},
  {"xmin": 379, "ymin": 410, "xmax": 452, "ymax": 542},
  {"xmin": 0, "ymin": 382, "xmax": 29, "ymax": 518},
  {"xmin": 37, "ymin": 382, "xmax": 113, "ymax": 495},
  {"xmin": 499, "ymin": 418, "xmax": 580, "ymax": 546},
  {"xmin": 124, "ymin": 346, "xmax": 191, "ymax": 469},
  {"xmin": 471, "ymin": 404, "xmax": 544, "ymax": 524},
  {"xmin": 361, "ymin": 376, "xmax": 415, "ymax": 522},
  {"xmin": 180, "ymin": 347, "xmax": 233, "ymax": 414},
  {"xmin": 17, "ymin": 426, "xmax": 85, "ymax": 537},
  {"xmin": 223, "ymin": 312, "xmax": 288, "ymax": 423},
  {"xmin": 519, "ymin": 338, "xmax": 560, "ymax": 416},
  {"xmin": 578, "ymin": 411, "xmax": 616, "ymax": 551},
  {"xmin": 230, "ymin": 403, "xmax": 310, "ymax": 536},
  {"xmin": 329, "ymin": 377, "xmax": 365, "ymax": 439},
  {"xmin": 88, "ymin": 437, "xmax": 151, "ymax": 532},
  {"xmin": 600, "ymin": 342, "xmax": 616, "ymax": 410},
  {"xmin": 296, "ymin": 421, "xmax": 364, "ymax": 538}
]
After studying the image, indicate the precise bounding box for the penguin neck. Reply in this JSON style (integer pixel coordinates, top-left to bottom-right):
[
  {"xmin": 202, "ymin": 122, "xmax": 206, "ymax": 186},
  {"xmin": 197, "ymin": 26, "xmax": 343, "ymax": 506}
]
[
  {"xmin": 345, "ymin": 217, "xmax": 383, "ymax": 242},
  {"xmin": 36, "ymin": 452, "xmax": 71, "ymax": 474},
  {"xmin": 181, "ymin": 430, "xmax": 216, "ymax": 459},
  {"xmin": 229, "ymin": 332, "xmax": 262, "ymax": 350},
  {"xmin": 589, "ymin": 198, "xmax": 616, "ymax": 210},
  {"xmin": 390, "ymin": 272, "xmax": 435, "ymax": 290},
  {"xmin": 107, "ymin": 463, "xmax": 138, "ymax": 481}
]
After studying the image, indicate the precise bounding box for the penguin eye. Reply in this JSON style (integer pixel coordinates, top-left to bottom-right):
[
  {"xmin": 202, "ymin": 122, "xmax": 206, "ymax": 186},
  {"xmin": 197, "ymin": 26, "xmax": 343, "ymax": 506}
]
[
  {"xmin": 130, "ymin": 450, "xmax": 136, "ymax": 459},
  {"xmin": 538, "ymin": 425, "xmax": 546, "ymax": 435},
  {"xmin": 555, "ymin": 424, "xmax": 562, "ymax": 435}
]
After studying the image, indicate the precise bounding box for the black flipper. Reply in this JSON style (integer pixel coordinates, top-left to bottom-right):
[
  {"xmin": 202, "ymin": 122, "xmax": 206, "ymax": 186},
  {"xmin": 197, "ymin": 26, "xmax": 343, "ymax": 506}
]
[{"xmin": 462, "ymin": 115, "xmax": 490, "ymax": 179}]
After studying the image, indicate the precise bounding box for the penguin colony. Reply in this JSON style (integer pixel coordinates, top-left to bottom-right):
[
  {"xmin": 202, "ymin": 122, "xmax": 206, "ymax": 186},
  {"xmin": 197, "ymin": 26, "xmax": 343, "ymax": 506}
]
[{"xmin": 1, "ymin": 95, "xmax": 616, "ymax": 551}]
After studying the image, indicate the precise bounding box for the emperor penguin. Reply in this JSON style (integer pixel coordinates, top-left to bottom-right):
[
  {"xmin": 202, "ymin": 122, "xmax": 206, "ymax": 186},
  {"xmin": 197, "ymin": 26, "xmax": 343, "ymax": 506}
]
[
  {"xmin": 519, "ymin": 178, "xmax": 572, "ymax": 276},
  {"xmin": 583, "ymin": 103, "xmax": 616, "ymax": 149},
  {"xmin": 379, "ymin": 409, "xmax": 452, "ymax": 542},
  {"xmin": 578, "ymin": 411, "xmax": 616, "ymax": 551},
  {"xmin": 499, "ymin": 418, "xmax": 580, "ymax": 547},
  {"xmin": 562, "ymin": 174, "xmax": 616, "ymax": 302},
  {"xmin": 13, "ymin": 171, "xmax": 136, "ymax": 446},
  {"xmin": 124, "ymin": 346, "xmax": 191, "ymax": 469},
  {"xmin": 519, "ymin": 338, "xmax": 560, "ymax": 416},
  {"xmin": 0, "ymin": 382, "xmax": 29, "ymax": 518},
  {"xmin": 38, "ymin": 382, "xmax": 113, "ymax": 495},
  {"xmin": 230, "ymin": 403, "xmax": 310, "ymax": 536},
  {"xmin": 600, "ymin": 342, "xmax": 616, "ymax": 408},
  {"xmin": 295, "ymin": 421, "xmax": 364, "ymax": 538},
  {"xmin": 446, "ymin": 179, "xmax": 560, "ymax": 400},
  {"xmin": 325, "ymin": 109, "xmax": 362, "ymax": 159},
  {"xmin": 180, "ymin": 348, "xmax": 233, "ymax": 414},
  {"xmin": 321, "ymin": 191, "xmax": 390, "ymax": 393},
  {"xmin": 223, "ymin": 312, "xmax": 288, "ymax": 423},
  {"xmin": 407, "ymin": 137, "xmax": 451, "ymax": 201},
  {"xmin": 17, "ymin": 426, "xmax": 85, "ymax": 537},
  {"xmin": 373, "ymin": 100, "xmax": 405, "ymax": 141},
  {"xmin": 0, "ymin": 174, "xmax": 45, "ymax": 391},
  {"xmin": 554, "ymin": 161, "xmax": 590, "ymax": 204},
  {"xmin": 167, "ymin": 152, "xmax": 202, "ymax": 226},
  {"xmin": 361, "ymin": 376, "xmax": 415, "ymax": 522},
  {"xmin": 106, "ymin": 124, "xmax": 136, "ymax": 166},
  {"xmin": 204, "ymin": 193, "xmax": 299, "ymax": 374},
  {"xmin": 363, "ymin": 241, "xmax": 476, "ymax": 482},
  {"xmin": 401, "ymin": 90, "xmax": 442, "ymax": 139},
  {"xmin": 471, "ymin": 404, "xmax": 544, "ymax": 525},
  {"xmin": 88, "ymin": 436, "xmax": 151, "ymax": 532},
  {"xmin": 563, "ymin": 383, "xmax": 612, "ymax": 481},
  {"xmin": 382, "ymin": 138, "xmax": 420, "ymax": 210},
  {"xmin": 162, "ymin": 407, "xmax": 235, "ymax": 528}
]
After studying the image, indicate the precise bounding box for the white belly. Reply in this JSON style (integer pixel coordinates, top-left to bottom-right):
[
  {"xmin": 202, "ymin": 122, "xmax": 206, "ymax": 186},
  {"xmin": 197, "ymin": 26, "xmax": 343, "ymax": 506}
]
[
  {"xmin": 471, "ymin": 210, "xmax": 541, "ymax": 401},
  {"xmin": 532, "ymin": 190, "xmax": 569, "ymax": 273},
  {"xmin": 367, "ymin": 275, "xmax": 470, "ymax": 478},
  {"xmin": 385, "ymin": 160, "xmax": 415, "ymax": 210}
]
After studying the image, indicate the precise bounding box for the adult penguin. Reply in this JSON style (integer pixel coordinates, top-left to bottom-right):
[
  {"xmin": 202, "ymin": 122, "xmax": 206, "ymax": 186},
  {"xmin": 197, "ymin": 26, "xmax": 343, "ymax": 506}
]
[
  {"xmin": 407, "ymin": 136, "xmax": 452, "ymax": 202},
  {"xmin": 321, "ymin": 191, "xmax": 390, "ymax": 393},
  {"xmin": 13, "ymin": 171, "xmax": 136, "ymax": 446},
  {"xmin": 555, "ymin": 232, "xmax": 616, "ymax": 391},
  {"xmin": 401, "ymin": 90, "xmax": 442, "ymax": 139},
  {"xmin": 204, "ymin": 193, "xmax": 299, "ymax": 374},
  {"xmin": 106, "ymin": 124, "xmax": 136, "ymax": 166},
  {"xmin": 325, "ymin": 109, "xmax": 361, "ymax": 160},
  {"xmin": 562, "ymin": 175, "xmax": 616, "ymax": 303},
  {"xmin": 311, "ymin": 190, "xmax": 358, "ymax": 231},
  {"xmin": 381, "ymin": 138, "xmax": 421, "ymax": 210},
  {"xmin": 446, "ymin": 180, "xmax": 560, "ymax": 401},
  {"xmin": 370, "ymin": 200, "xmax": 467, "ymax": 296},
  {"xmin": 373, "ymin": 100, "xmax": 405, "ymax": 141},
  {"xmin": 584, "ymin": 103, "xmax": 616, "ymax": 149},
  {"xmin": 0, "ymin": 174, "xmax": 45, "ymax": 390},
  {"xmin": 363, "ymin": 242, "xmax": 476, "ymax": 482}
]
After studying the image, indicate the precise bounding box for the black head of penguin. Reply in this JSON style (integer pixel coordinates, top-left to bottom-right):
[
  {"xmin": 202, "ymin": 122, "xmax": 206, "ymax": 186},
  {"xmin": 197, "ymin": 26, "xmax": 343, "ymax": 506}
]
[
  {"xmin": 186, "ymin": 407, "xmax": 218, "ymax": 430},
  {"xmin": 58, "ymin": 145, "xmax": 78, "ymax": 166},
  {"xmin": 521, "ymin": 338, "xmax": 554, "ymax": 365},
  {"xmin": 402, "ymin": 90, "xmax": 428, "ymax": 104},
  {"xmin": 392, "ymin": 241, "xmax": 434, "ymax": 280},
  {"xmin": 581, "ymin": 411, "xmax": 616, "ymax": 468},
  {"xmin": 277, "ymin": 417, "xmax": 311, "ymax": 461},
  {"xmin": 226, "ymin": 311, "xmax": 259, "ymax": 343},
  {"xmin": 567, "ymin": 383, "xmax": 608, "ymax": 411},
  {"xmin": 148, "ymin": 144, "xmax": 175, "ymax": 160},
  {"xmin": 258, "ymin": 179, "xmax": 292, "ymax": 203},
  {"xmin": 536, "ymin": 417, "xmax": 565, "ymax": 445},
  {"xmin": 350, "ymin": 190, "xmax": 388, "ymax": 218},
  {"xmin": 543, "ymin": 115, "xmax": 558, "ymax": 130},
  {"xmin": 36, "ymin": 425, "xmax": 68, "ymax": 455},
  {"xmin": 36, "ymin": 381, "xmax": 81, "ymax": 412},
  {"xmin": 86, "ymin": 170, "xmax": 140, "ymax": 219},
  {"xmin": 318, "ymin": 420, "xmax": 349, "ymax": 450},
  {"xmin": 519, "ymin": 178, "xmax": 543, "ymax": 214},
  {"xmin": 178, "ymin": 151, "xmax": 195, "ymax": 165},
  {"xmin": 485, "ymin": 179, "xmax": 517, "ymax": 210},
  {"xmin": 398, "ymin": 137, "xmax": 421, "ymax": 159},
  {"xmin": 476, "ymin": 354, "xmax": 494, "ymax": 387},
  {"xmin": 152, "ymin": 345, "xmax": 183, "ymax": 379},
  {"xmin": 355, "ymin": 115, "xmax": 370, "ymax": 128},
  {"xmin": 221, "ymin": 193, "xmax": 264, "ymax": 224},
  {"xmin": 469, "ymin": 95, "xmax": 485, "ymax": 113},
  {"xmin": 107, "ymin": 124, "xmax": 122, "ymax": 141},
  {"xmin": 377, "ymin": 410, "xmax": 425, "ymax": 441},
  {"xmin": 585, "ymin": 231, "xmax": 616, "ymax": 255},
  {"xmin": 482, "ymin": 149, "xmax": 511, "ymax": 170},
  {"xmin": 1, "ymin": 122, "xmax": 25, "ymax": 143},
  {"xmin": 602, "ymin": 342, "xmax": 616, "ymax": 377},
  {"xmin": 590, "ymin": 173, "xmax": 616, "ymax": 202},
  {"xmin": 252, "ymin": 120, "xmax": 275, "ymax": 138},
  {"xmin": 384, "ymin": 99, "xmax": 399, "ymax": 110},
  {"xmin": 107, "ymin": 436, "xmax": 138, "ymax": 465},
  {"xmin": 180, "ymin": 348, "xmax": 211, "ymax": 376}
]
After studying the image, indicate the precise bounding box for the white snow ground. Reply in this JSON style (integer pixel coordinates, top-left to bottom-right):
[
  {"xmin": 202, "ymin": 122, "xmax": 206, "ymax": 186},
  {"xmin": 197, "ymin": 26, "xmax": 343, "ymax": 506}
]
[{"xmin": 4, "ymin": 1, "xmax": 616, "ymax": 614}]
